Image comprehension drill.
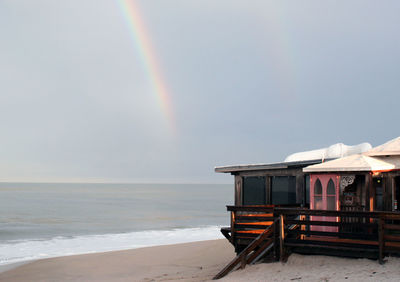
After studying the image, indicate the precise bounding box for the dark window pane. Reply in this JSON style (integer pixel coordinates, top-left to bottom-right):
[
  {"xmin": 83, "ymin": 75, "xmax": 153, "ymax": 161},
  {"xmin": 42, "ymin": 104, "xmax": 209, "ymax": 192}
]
[
  {"xmin": 327, "ymin": 179, "xmax": 335, "ymax": 195},
  {"xmin": 243, "ymin": 176, "xmax": 266, "ymax": 205},
  {"xmin": 376, "ymin": 186, "xmax": 383, "ymax": 211},
  {"xmin": 271, "ymin": 176, "xmax": 296, "ymax": 205},
  {"xmin": 314, "ymin": 179, "xmax": 322, "ymax": 195}
]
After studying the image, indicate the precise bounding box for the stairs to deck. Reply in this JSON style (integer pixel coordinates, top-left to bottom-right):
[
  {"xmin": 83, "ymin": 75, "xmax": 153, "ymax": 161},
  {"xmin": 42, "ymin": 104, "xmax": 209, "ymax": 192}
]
[{"xmin": 213, "ymin": 219, "xmax": 277, "ymax": 280}]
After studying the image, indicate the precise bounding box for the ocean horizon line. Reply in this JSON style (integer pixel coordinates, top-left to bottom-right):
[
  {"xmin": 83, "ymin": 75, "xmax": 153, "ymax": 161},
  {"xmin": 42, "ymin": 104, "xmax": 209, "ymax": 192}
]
[{"xmin": 0, "ymin": 180, "xmax": 231, "ymax": 185}]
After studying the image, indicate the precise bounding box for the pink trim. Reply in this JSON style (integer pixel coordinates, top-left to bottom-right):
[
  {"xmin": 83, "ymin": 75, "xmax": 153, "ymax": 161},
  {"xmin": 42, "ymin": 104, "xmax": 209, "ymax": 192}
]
[
  {"xmin": 310, "ymin": 174, "xmax": 340, "ymax": 233},
  {"xmin": 310, "ymin": 174, "xmax": 339, "ymax": 211}
]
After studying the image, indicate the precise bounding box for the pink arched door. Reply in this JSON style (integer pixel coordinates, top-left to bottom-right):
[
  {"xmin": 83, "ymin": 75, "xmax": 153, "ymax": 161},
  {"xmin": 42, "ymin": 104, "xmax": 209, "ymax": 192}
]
[{"xmin": 310, "ymin": 174, "xmax": 339, "ymax": 232}]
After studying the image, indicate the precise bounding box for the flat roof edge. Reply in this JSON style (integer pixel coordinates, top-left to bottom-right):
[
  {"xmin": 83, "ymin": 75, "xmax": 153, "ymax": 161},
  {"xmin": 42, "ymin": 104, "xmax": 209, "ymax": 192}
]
[
  {"xmin": 215, "ymin": 159, "xmax": 325, "ymax": 173},
  {"xmin": 215, "ymin": 164, "xmax": 288, "ymax": 173},
  {"xmin": 303, "ymin": 167, "xmax": 373, "ymax": 172}
]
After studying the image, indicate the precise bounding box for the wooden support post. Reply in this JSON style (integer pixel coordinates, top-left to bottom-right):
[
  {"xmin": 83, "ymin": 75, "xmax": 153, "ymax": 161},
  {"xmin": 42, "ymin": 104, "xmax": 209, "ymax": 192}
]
[
  {"xmin": 230, "ymin": 211, "xmax": 235, "ymax": 244},
  {"xmin": 234, "ymin": 176, "xmax": 242, "ymax": 206},
  {"xmin": 296, "ymin": 175, "xmax": 304, "ymax": 205},
  {"xmin": 392, "ymin": 176, "xmax": 396, "ymax": 211},
  {"xmin": 274, "ymin": 217, "xmax": 279, "ymax": 261},
  {"xmin": 300, "ymin": 214, "xmax": 305, "ymax": 240},
  {"xmin": 280, "ymin": 214, "xmax": 285, "ymax": 262},
  {"xmin": 378, "ymin": 216, "xmax": 384, "ymax": 264}
]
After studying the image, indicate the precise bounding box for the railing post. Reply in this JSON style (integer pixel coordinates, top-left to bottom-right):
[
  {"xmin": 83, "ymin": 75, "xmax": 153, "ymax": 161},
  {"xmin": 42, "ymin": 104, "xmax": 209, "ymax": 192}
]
[
  {"xmin": 378, "ymin": 215, "xmax": 384, "ymax": 264},
  {"xmin": 231, "ymin": 210, "xmax": 235, "ymax": 244},
  {"xmin": 280, "ymin": 214, "xmax": 285, "ymax": 262},
  {"xmin": 274, "ymin": 215, "xmax": 279, "ymax": 261},
  {"xmin": 300, "ymin": 214, "xmax": 305, "ymax": 240}
]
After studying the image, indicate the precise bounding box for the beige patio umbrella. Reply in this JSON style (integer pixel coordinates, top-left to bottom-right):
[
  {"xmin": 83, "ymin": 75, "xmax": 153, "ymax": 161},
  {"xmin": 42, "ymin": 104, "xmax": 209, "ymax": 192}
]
[
  {"xmin": 365, "ymin": 136, "xmax": 400, "ymax": 156},
  {"xmin": 303, "ymin": 154, "xmax": 395, "ymax": 173}
]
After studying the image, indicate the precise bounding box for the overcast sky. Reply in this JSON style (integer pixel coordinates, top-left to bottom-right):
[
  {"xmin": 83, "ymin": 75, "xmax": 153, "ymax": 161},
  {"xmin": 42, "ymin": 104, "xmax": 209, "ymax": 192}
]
[{"xmin": 0, "ymin": 0, "xmax": 399, "ymax": 183}]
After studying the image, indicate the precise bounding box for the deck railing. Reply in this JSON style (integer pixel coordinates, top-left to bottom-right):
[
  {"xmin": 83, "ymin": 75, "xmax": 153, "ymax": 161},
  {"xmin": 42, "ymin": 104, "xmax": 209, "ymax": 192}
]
[
  {"xmin": 224, "ymin": 206, "xmax": 400, "ymax": 264},
  {"xmin": 275, "ymin": 208, "xmax": 400, "ymax": 263}
]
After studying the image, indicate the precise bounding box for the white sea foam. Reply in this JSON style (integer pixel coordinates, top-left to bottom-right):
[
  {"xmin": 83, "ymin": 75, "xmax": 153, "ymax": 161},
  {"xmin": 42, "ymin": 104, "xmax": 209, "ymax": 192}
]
[{"xmin": 0, "ymin": 226, "xmax": 224, "ymax": 266}]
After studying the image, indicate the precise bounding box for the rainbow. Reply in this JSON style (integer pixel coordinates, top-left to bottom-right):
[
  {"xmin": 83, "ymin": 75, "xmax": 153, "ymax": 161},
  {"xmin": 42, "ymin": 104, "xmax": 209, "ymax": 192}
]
[{"xmin": 117, "ymin": 0, "xmax": 176, "ymax": 132}]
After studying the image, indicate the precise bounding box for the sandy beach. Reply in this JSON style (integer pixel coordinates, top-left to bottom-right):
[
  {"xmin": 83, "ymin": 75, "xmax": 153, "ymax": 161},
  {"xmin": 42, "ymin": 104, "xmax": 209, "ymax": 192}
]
[
  {"xmin": 1, "ymin": 239, "xmax": 400, "ymax": 282},
  {"xmin": 0, "ymin": 239, "xmax": 233, "ymax": 282},
  {"xmin": 219, "ymin": 253, "xmax": 400, "ymax": 282}
]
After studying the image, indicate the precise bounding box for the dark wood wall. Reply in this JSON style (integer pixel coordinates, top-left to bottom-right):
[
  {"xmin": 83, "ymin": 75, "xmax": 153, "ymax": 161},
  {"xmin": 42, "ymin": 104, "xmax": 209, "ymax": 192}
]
[{"xmin": 233, "ymin": 167, "xmax": 307, "ymax": 206}]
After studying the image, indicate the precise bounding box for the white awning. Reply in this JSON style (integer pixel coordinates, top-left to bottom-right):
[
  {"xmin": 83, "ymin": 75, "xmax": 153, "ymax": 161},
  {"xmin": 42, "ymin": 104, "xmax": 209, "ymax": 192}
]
[
  {"xmin": 365, "ymin": 136, "xmax": 400, "ymax": 156},
  {"xmin": 303, "ymin": 154, "xmax": 396, "ymax": 173}
]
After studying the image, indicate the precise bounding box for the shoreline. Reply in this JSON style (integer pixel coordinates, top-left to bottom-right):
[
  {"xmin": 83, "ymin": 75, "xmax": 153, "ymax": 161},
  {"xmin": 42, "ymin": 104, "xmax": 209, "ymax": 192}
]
[
  {"xmin": 0, "ymin": 225, "xmax": 225, "ymax": 268},
  {"xmin": 0, "ymin": 261, "xmax": 32, "ymax": 274}
]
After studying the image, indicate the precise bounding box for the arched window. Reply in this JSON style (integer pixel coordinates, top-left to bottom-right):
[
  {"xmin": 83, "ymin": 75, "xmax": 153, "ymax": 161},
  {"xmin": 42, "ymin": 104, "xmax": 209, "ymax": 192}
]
[
  {"xmin": 327, "ymin": 179, "xmax": 336, "ymax": 210},
  {"xmin": 327, "ymin": 179, "xmax": 335, "ymax": 195},
  {"xmin": 314, "ymin": 179, "xmax": 323, "ymax": 210}
]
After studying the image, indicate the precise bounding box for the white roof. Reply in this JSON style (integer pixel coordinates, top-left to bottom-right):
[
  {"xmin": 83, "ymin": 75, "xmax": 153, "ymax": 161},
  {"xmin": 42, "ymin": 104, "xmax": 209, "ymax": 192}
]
[
  {"xmin": 284, "ymin": 142, "xmax": 371, "ymax": 162},
  {"xmin": 303, "ymin": 154, "xmax": 399, "ymax": 172},
  {"xmin": 364, "ymin": 136, "xmax": 400, "ymax": 156}
]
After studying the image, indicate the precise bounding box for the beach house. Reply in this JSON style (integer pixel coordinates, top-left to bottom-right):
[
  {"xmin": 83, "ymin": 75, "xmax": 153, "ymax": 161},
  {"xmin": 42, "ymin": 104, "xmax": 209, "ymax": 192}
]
[
  {"xmin": 213, "ymin": 137, "xmax": 400, "ymax": 279},
  {"xmin": 304, "ymin": 137, "xmax": 400, "ymax": 213},
  {"xmin": 215, "ymin": 142, "xmax": 373, "ymax": 210}
]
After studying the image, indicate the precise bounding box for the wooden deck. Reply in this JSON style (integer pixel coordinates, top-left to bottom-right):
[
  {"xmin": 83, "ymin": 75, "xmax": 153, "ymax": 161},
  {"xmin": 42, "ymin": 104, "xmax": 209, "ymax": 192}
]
[{"xmin": 214, "ymin": 206, "xmax": 400, "ymax": 279}]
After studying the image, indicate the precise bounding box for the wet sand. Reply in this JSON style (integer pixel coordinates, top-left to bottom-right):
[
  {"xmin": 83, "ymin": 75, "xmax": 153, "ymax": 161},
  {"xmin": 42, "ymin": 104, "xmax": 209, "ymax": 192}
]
[{"xmin": 0, "ymin": 239, "xmax": 233, "ymax": 282}]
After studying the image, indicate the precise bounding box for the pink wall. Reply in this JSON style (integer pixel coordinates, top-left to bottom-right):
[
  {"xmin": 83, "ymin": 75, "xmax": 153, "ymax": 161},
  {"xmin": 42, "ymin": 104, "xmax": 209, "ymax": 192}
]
[{"xmin": 310, "ymin": 174, "xmax": 340, "ymax": 233}]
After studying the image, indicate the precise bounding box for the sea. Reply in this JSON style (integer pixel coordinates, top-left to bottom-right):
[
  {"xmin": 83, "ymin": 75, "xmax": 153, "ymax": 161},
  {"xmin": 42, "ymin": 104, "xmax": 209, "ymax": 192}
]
[{"xmin": 0, "ymin": 183, "xmax": 232, "ymax": 266}]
